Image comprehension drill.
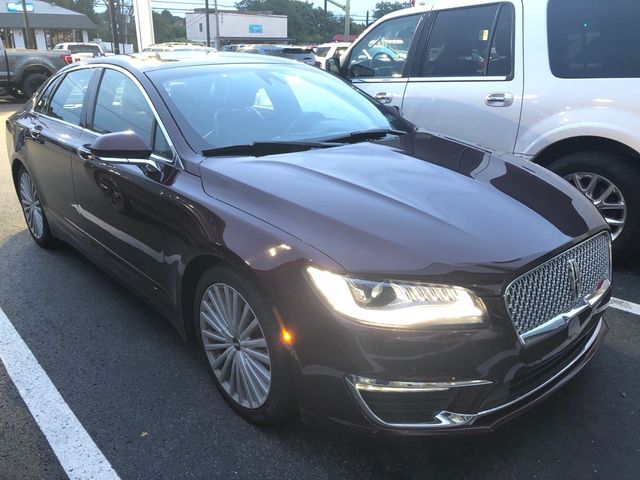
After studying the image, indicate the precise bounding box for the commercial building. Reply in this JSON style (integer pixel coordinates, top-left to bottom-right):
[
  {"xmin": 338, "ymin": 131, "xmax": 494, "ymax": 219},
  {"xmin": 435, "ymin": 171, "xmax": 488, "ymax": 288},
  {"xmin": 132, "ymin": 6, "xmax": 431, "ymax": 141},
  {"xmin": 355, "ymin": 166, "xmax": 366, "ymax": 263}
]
[
  {"xmin": 185, "ymin": 10, "xmax": 288, "ymax": 47},
  {"xmin": 0, "ymin": 0, "xmax": 98, "ymax": 50}
]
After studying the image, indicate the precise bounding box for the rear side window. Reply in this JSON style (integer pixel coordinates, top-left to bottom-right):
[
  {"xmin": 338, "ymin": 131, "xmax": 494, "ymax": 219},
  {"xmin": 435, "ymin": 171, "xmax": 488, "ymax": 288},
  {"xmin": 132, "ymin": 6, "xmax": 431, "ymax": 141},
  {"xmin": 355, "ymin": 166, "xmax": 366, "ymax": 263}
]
[
  {"xmin": 46, "ymin": 68, "xmax": 93, "ymax": 125},
  {"xmin": 548, "ymin": 0, "xmax": 640, "ymax": 78},
  {"xmin": 421, "ymin": 4, "xmax": 504, "ymax": 77},
  {"xmin": 34, "ymin": 77, "xmax": 61, "ymax": 114}
]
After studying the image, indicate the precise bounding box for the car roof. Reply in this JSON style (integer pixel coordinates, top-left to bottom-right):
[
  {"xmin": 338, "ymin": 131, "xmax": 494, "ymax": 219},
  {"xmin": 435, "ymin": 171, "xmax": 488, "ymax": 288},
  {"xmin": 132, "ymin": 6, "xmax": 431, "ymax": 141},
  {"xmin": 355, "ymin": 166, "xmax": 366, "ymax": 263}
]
[{"xmin": 82, "ymin": 52, "xmax": 301, "ymax": 73}]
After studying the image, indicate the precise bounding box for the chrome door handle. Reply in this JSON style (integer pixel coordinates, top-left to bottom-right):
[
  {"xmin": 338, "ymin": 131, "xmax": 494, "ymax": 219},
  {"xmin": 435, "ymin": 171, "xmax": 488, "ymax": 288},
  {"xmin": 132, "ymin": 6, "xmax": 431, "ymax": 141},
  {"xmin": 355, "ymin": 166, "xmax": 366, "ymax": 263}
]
[
  {"xmin": 77, "ymin": 145, "xmax": 93, "ymax": 161},
  {"xmin": 374, "ymin": 92, "xmax": 393, "ymax": 104},
  {"xmin": 29, "ymin": 125, "xmax": 42, "ymax": 139},
  {"xmin": 485, "ymin": 92, "xmax": 514, "ymax": 107}
]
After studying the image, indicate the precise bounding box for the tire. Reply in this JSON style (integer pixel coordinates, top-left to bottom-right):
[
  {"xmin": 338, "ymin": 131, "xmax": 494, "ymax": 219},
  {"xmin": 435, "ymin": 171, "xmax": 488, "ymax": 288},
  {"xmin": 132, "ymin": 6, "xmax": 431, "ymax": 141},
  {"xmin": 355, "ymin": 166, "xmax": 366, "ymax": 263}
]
[
  {"xmin": 20, "ymin": 73, "xmax": 46, "ymax": 99},
  {"xmin": 193, "ymin": 265, "xmax": 296, "ymax": 424},
  {"xmin": 548, "ymin": 151, "xmax": 640, "ymax": 261},
  {"xmin": 16, "ymin": 166, "xmax": 59, "ymax": 249}
]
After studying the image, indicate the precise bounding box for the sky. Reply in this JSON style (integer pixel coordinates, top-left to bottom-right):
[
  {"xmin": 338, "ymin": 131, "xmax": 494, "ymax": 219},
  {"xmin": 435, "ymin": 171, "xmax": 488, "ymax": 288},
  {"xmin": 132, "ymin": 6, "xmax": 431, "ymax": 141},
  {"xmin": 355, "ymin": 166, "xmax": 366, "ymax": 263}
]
[{"xmin": 147, "ymin": 0, "xmax": 384, "ymax": 24}]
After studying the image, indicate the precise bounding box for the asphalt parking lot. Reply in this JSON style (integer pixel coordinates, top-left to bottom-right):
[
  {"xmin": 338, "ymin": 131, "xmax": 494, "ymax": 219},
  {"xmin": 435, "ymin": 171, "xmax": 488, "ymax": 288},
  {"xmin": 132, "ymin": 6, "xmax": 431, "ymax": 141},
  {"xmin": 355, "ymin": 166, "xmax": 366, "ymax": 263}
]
[{"xmin": 0, "ymin": 100, "xmax": 638, "ymax": 480}]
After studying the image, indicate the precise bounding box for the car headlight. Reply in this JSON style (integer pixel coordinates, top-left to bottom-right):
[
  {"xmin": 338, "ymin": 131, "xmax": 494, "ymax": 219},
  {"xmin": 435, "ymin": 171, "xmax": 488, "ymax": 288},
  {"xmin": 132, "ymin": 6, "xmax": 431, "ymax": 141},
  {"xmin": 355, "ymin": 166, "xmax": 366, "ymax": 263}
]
[{"xmin": 306, "ymin": 267, "xmax": 486, "ymax": 328}]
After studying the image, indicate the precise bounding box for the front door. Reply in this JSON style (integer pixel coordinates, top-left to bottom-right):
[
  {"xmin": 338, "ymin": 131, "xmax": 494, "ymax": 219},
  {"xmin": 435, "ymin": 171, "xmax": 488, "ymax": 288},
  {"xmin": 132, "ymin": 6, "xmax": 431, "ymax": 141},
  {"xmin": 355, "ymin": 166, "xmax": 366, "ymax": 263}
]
[
  {"xmin": 72, "ymin": 67, "xmax": 176, "ymax": 301},
  {"xmin": 401, "ymin": 1, "xmax": 524, "ymax": 154},
  {"xmin": 343, "ymin": 13, "xmax": 426, "ymax": 112}
]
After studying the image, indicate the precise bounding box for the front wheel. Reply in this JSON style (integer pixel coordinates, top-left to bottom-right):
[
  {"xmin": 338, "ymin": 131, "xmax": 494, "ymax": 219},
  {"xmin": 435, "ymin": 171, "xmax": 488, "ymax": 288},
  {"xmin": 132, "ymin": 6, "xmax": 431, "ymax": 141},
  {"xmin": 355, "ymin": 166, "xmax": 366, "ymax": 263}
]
[
  {"xmin": 194, "ymin": 266, "xmax": 296, "ymax": 424},
  {"xmin": 548, "ymin": 151, "xmax": 640, "ymax": 261}
]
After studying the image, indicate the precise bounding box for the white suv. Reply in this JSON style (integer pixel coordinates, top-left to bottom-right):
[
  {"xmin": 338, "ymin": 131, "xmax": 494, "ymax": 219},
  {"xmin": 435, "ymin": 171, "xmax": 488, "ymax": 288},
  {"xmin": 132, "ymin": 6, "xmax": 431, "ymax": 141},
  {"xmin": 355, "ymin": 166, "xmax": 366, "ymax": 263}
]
[{"xmin": 330, "ymin": 0, "xmax": 640, "ymax": 259}]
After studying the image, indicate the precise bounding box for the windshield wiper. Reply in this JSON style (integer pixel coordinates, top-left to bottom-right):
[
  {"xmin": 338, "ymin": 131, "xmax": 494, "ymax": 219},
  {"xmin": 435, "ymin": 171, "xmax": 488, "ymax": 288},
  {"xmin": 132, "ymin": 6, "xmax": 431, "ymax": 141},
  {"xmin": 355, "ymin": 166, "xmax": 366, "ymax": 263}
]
[
  {"xmin": 320, "ymin": 128, "xmax": 408, "ymax": 144},
  {"xmin": 202, "ymin": 140, "xmax": 341, "ymax": 157}
]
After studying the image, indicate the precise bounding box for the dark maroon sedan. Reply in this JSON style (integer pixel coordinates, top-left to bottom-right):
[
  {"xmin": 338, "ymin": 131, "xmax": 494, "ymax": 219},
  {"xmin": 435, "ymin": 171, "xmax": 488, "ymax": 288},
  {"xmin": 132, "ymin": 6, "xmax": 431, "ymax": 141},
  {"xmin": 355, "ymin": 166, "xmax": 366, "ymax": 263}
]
[{"xmin": 6, "ymin": 54, "xmax": 612, "ymax": 435}]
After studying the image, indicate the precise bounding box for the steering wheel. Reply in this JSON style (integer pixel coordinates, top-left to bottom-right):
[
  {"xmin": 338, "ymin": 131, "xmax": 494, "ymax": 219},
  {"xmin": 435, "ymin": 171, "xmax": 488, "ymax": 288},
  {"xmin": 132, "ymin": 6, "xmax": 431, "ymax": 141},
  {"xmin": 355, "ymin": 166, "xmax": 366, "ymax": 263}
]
[{"xmin": 371, "ymin": 51, "xmax": 397, "ymax": 67}]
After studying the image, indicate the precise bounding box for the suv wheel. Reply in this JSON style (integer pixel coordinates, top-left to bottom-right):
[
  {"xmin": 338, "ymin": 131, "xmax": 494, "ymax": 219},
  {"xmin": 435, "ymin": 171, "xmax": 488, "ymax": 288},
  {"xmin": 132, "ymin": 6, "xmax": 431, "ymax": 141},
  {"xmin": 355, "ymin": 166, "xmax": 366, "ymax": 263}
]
[
  {"xmin": 193, "ymin": 266, "xmax": 296, "ymax": 424},
  {"xmin": 549, "ymin": 151, "xmax": 640, "ymax": 261}
]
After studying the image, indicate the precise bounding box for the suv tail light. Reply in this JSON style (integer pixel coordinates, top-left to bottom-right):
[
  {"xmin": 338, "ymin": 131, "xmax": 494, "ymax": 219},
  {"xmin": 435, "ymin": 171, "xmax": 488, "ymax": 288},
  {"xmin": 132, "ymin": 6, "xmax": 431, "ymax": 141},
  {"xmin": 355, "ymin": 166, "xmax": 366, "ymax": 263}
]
[{"xmin": 61, "ymin": 54, "xmax": 73, "ymax": 65}]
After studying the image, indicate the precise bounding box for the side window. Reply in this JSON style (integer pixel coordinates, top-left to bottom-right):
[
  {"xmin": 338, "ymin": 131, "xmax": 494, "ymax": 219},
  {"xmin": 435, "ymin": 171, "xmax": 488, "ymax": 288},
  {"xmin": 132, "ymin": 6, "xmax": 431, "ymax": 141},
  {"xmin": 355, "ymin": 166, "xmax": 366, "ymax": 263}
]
[
  {"xmin": 548, "ymin": 0, "xmax": 640, "ymax": 78},
  {"xmin": 421, "ymin": 5, "xmax": 500, "ymax": 77},
  {"xmin": 46, "ymin": 69, "xmax": 93, "ymax": 125},
  {"xmin": 347, "ymin": 14, "xmax": 422, "ymax": 79},
  {"xmin": 93, "ymin": 69, "xmax": 172, "ymax": 159},
  {"xmin": 34, "ymin": 76, "xmax": 61, "ymax": 114},
  {"xmin": 487, "ymin": 4, "xmax": 514, "ymax": 76}
]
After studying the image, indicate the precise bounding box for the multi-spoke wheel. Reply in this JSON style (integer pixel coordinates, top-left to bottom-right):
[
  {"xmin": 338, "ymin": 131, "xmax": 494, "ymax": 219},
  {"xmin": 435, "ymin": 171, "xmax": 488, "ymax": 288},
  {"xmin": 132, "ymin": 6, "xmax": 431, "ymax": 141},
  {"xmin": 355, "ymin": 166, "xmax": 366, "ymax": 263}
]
[
  {"xmin": 16, "ymin": 166, "xmax": 58, "ymax": 248},
  {"xmin": 549, "ymin": 150, "xmax": 640, "ymax": 261},
  {"xmin": 194, "ymin": 266, "xmax": 295, "ymax": 423},
  {"xmin": 200, "ymin": 283, "xmax": 272, "ymax": 409},
  {"xmin": 564, "ymin": 172, "xmax": 626, "ymax": 241}
]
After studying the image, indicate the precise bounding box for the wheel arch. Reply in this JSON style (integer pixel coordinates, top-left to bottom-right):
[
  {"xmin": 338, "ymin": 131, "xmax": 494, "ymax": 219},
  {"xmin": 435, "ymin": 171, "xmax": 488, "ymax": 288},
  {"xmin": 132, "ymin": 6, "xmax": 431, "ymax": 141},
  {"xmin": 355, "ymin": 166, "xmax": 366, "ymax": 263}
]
[
  {"xmin": 533, "ymin": 136, "xmax": 640, "ymax": 168},
  {"xmin": 11, "ymin": 158, "xmax": 25, "ymax": 194}
]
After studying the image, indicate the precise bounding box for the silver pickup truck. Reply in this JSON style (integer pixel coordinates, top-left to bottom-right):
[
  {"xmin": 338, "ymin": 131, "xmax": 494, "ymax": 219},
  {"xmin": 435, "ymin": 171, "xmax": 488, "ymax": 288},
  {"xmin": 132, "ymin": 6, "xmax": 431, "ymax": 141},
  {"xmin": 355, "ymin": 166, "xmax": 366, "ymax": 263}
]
[{"xmin": 0, "ymin": 41, "xmax": 69, "ymax": 99}]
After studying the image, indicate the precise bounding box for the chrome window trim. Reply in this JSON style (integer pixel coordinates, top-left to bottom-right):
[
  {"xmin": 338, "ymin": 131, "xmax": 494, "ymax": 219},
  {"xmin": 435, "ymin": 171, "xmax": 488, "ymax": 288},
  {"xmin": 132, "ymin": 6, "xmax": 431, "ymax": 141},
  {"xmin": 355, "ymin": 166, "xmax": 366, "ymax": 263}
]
[
  {"xmin": 346, "ymin": 316, "xmax": 605, "ymax": 430},
  {"xmin": 407, "ymin": 76, "xmax": 509, "ymax": 82},
  {"xmin": 35, "ymin": 63, "xmax": 181, "ymax": 168}
]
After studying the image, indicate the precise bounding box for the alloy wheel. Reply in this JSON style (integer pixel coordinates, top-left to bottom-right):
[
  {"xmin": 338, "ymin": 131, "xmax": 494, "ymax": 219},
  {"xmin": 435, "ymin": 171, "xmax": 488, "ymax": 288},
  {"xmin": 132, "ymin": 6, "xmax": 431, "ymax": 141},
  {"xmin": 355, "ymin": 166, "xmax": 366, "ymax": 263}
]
[
  {"xmin": 19, "ymin": 171, "xmax": 44, "ymax": 239},
  {"xmin": 564, "ymin": 172, "xmax": 627, "ymax": 241},
  {"xmin": 199, "ymin": 283, "xmax": 272, "ymax": 409}
]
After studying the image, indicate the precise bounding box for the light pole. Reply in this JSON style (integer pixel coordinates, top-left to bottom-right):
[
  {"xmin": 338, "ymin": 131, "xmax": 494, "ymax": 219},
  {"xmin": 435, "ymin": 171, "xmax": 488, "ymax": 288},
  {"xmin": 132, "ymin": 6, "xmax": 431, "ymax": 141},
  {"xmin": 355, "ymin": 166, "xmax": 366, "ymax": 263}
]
[
  {"xmin": 326, "ymin": 0, "xmax": 350, "ymax": 41},
  {"xmin": 204, "ymin": 0, "xmax": 211, "ymax": 47},
  {"xmin": 20, "ymin": 0, "xmax": 32, "ymax": 49}
]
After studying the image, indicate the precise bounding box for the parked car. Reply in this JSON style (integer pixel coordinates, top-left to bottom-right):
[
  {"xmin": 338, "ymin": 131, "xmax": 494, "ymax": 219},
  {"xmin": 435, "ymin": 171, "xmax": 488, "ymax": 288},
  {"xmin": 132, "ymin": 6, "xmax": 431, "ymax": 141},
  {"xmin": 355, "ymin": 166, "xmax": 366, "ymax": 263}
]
[
  {"xmin": 142, "ymin": 42, "xmax": 217, "ymax": 53},
  {"xmin": 7, "ymin": 54, "xmax": 611, "ymax": 434},
  {"xmin": 238, "ymin": 44, "xmax": 319, "ymax": 66},
  {"xmin": 329, "ymin": 0, "xmax": 640, "ymax": 260},
  {"xmin": 315, "ymin": 42, "xmax": 351, "ymax": 69},
  {"xmin": 53, "ymin": 42, "xmax": 106, "ymax": 62},
  {"xmin": 0, "ymin": 39, "xmax": 69, "ymax": 98},
  {"xmin": 219, "ymin": 44, "xmax": 247, "ymax": 52}
]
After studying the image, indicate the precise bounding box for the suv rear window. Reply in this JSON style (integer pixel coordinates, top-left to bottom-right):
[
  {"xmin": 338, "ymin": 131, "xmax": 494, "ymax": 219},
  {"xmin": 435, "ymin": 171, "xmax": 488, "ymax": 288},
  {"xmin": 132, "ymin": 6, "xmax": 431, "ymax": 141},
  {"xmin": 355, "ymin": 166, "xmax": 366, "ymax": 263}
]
[{"xmin": 548, "ymin": 0, "xmax": 640, "ymax": 78}]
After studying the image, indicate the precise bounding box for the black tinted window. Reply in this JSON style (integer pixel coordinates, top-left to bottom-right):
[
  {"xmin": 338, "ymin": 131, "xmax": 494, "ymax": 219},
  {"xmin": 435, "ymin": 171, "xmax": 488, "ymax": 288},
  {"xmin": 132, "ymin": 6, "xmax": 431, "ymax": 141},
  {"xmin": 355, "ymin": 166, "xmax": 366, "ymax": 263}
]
[
  {"xmin": 548, "ymin": 0, "xmax": 640, "ymax": 78},
  {"xmin": 47, "ymin": 69, "xmax": 93, "ymax": 125},
  {"xmin": 93, "ymin": 69, "xmax": 171, "ymax": 158},
  {"xmin": 487, "ymin": 5, "xmax": 514, "ymax": 76},
  {"xmin": 422, "ymin": 5, "xmax": 500, "ymax": 77}
]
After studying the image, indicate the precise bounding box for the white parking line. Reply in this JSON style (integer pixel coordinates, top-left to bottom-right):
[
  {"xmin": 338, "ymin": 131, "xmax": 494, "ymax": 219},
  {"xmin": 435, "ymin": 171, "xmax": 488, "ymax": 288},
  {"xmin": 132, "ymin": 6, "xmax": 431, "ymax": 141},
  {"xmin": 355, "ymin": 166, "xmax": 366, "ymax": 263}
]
[
  {"xmin": 0, "ymin": 307, "xmax": 120, "ymax": 480},
  {"xmin": 611, "ymin": 297, "xmax": 640, "ymax": 316}
]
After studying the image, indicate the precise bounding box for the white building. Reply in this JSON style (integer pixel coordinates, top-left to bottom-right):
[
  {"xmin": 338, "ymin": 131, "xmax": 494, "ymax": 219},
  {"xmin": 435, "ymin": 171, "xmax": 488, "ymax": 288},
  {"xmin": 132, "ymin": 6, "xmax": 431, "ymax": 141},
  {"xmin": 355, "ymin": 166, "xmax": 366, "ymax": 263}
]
[
  {"xmin": 0, "ymin": 0, "xmax": 98, "ymax": 50},
  {"xmin": 185, "ymin": 10, "xmax": 288, "ymax": 47}
]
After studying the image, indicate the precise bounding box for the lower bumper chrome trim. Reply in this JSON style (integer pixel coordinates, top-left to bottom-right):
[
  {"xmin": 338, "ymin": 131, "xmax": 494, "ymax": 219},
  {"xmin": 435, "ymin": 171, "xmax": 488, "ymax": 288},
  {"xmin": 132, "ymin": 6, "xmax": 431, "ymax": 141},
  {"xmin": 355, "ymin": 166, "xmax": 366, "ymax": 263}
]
[{"xmin": 347, "ymin": 317, "xmax": 605, "ymax": 430}]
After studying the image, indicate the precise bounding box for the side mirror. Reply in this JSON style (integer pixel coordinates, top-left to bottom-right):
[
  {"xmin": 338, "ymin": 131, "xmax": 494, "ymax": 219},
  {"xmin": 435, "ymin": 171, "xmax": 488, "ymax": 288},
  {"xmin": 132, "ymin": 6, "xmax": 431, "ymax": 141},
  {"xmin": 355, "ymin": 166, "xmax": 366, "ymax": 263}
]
[
  {"xmin": 326, "ymin": 57, "xmax": 341, "ymax": 75},
  {"xmin": 80, "ymin": 131, "xmax": 161, "ymax": 174},
  {"xmin": 89, "ymin": 131, "xmax": 152, "ymax": 158}
]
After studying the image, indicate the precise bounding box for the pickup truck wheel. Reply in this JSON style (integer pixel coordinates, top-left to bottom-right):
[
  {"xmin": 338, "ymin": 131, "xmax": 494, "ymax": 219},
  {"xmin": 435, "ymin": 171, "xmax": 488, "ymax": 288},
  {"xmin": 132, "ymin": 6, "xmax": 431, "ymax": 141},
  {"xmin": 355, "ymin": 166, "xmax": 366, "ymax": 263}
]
[
  {"xmin": 548, "ymin": 151, "xmax": 640, "ymax": 262},
  {"xmin": 21, "ymin": 73, "xmax": 46, "ymax": 98}
]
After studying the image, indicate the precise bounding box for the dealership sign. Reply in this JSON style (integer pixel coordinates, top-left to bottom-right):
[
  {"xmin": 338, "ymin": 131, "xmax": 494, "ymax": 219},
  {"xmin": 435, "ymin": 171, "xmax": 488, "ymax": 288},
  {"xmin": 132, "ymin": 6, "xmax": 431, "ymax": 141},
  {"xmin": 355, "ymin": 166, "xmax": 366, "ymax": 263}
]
[
  {"xmin": 7, "ymin": 2, "xmax": 34, "ymax": 12},
  {"xmin": 248, "ymin": 24, "xmax": 263, "ymax": 34}
]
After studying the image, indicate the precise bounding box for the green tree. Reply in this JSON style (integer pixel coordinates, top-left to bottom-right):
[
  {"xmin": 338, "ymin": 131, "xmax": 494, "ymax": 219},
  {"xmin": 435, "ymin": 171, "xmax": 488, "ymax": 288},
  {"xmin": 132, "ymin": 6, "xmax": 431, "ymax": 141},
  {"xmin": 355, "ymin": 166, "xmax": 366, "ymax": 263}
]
[
  {"xmin": 235, "ymin": 0, "xmax": 364, "ymax": 44},
  {"xmin": 152, "ymin": 10, "xmax": 187, "ymax": 43},
  {"xmin": 372, "ymin": 1, "xmax": 410, "ymax": 20}
]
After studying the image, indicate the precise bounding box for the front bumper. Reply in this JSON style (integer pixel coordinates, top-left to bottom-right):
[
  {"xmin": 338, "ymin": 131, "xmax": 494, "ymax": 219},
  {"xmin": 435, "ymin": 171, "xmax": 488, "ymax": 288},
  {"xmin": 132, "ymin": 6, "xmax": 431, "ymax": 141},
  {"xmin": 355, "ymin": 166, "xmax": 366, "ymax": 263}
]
[{"xmin": 278, "ymin": 281, "xmax": 610, "ymax": 436}]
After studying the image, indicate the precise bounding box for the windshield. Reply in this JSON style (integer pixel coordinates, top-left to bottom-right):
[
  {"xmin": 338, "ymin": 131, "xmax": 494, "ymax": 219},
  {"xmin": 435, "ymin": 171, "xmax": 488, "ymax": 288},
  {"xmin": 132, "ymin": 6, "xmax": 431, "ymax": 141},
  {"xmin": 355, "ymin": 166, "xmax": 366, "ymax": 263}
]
[
  {"xmin": 315, "ymin": 47, "xmax": 331, "ymax": 57},
  {"xmin": 149, "ymin": 64, "xmax": 410, "ymax": 152}
]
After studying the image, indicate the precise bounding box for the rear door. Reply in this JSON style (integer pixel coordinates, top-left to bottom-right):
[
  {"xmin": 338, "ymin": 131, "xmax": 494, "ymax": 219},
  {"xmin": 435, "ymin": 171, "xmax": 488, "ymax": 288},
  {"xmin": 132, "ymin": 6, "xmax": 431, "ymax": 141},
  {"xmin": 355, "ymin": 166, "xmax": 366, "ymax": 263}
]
[
  {"xmin": 402, "ymin": 1, "xmax": 524, "ymax": 154},
  {"xmin": 342, "ymin": 13, "xmax": 426, "ymax": 111},
  {"xmin": 22, "ymin": 68, "xmax": 94, "ymax": 225}
]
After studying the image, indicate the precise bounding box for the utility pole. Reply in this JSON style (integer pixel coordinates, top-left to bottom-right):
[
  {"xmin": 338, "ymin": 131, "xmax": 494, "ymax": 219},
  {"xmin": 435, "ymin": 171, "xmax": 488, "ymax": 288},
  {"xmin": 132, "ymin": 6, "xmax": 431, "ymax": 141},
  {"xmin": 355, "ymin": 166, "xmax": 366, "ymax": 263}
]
[
  {"xmin": 204, "ymin": 0, "xmax": 211, "ymax": 47},
  {"xmin": 108, "ymin": 0, "xmax": 120, "ymax": 54},
  {"xmin": 365, "ymin": 10, "xmax": 369, "ymax": 27},
  {"xmin": 344, "ymin": 0, "xmax": 349, "ymax": 40},
  {"xmin": 20, "ymin": 0, "xmax": 32, "ymax": 49},
  {"xmin": 213, "ymin": 0, "xmax": 221, "ymax": 48}
]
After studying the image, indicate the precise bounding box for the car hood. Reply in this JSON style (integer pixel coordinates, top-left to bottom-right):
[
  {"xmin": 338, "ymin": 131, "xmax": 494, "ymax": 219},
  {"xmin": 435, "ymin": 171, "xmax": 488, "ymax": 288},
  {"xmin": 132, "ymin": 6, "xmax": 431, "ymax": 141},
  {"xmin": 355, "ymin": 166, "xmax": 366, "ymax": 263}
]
[{"xmin": 199, "ymin": 132, "xmax": 606, "ymax": 294}]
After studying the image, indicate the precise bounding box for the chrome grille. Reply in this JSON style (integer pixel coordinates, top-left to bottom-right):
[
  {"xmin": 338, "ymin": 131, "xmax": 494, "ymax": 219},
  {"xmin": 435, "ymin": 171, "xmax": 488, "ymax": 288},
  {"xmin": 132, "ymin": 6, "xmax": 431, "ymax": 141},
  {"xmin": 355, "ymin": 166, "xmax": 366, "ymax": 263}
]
[{"xmin": 505, "ymin": 232, "xmax": 611, "ymax": 337}]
